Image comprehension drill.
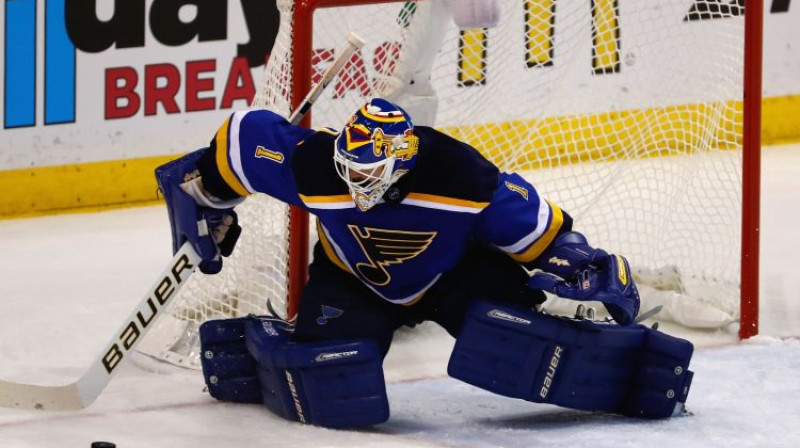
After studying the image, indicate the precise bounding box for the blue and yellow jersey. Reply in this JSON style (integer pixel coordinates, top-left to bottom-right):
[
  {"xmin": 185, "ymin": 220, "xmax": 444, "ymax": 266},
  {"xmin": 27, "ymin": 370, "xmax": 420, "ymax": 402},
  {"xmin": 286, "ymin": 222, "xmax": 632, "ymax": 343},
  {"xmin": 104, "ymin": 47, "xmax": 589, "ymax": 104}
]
[
  {"xmin": 204, "ymin": 109, "xmax": 569, "ymax": 305},
  {"xmin": 201, "ymin": 109, "xmax": 314, "ymax": 205}
]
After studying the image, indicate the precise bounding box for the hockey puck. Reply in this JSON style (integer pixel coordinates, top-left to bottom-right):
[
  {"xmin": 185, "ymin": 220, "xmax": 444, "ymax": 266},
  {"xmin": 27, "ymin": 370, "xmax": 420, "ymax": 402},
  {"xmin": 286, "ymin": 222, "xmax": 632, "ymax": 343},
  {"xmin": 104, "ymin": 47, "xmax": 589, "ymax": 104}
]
[{"xmin": 91, "ymin": 442, "xmax": 116, "ymax": 448}]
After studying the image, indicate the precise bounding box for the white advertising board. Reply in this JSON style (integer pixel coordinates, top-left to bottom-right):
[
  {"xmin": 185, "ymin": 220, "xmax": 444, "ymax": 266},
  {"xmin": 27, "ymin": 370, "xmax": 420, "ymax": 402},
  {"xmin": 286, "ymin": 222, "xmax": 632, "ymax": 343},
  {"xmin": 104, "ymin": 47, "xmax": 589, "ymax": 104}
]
[{"xmin": 0, "ymin": 0, "xmax": 797, "ymax": 171}]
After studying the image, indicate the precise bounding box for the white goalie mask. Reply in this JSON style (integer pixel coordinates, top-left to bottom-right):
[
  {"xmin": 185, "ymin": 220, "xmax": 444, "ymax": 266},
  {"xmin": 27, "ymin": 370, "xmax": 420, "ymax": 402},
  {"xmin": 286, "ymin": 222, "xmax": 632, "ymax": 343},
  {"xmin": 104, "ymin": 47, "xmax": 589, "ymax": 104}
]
[{"xmin": 334, "ymin": 99, "xmax": 419, "ymax": 211}]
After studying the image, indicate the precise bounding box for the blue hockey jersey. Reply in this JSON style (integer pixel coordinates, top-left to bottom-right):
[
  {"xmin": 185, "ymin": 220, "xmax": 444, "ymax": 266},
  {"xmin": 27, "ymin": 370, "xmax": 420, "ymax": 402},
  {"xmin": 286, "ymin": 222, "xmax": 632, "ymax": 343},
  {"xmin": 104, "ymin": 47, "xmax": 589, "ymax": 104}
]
[{"xmin": 207, "ymin": 109, "xmax": 568, "ymax": 305}]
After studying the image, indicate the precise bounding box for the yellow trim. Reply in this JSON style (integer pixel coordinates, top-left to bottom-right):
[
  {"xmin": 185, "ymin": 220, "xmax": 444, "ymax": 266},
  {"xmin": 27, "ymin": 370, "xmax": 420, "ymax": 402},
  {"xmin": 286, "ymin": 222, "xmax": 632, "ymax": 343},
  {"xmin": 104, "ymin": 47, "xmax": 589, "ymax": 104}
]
[
  {"xmin": 444, "ymin": 101, "xmax": 742, "ymax": 168},
  {"xmin": 1, "ymin": 95, "xmax": 798, "ymax": 220},
  {"xmin": 317, "ymin": 220, "xmax": 351, "ymax": 273},
  {"xmin": 0, "ymin": 155, "xmax": 176, "ymax": 219},
  {"xmin": 299, "ymin": 194, "xmax": 353, "ymax": 204},
  {"xmin": 440, "ymin": 95, "xmax": 799, "ymax": 169},
  {"xmin": 401, "ymin": 290, "xmax": 427, "ymax": 307},
  {"xmin": 762, "ymin": 95, "xmax": 800, "ymax": 145},
  {"xmin": 215, "ymin": 117, "xmax": 251, "ymax": 197},
  {"xmin": 405, "ymin": 192, "xmax": 489, "ymax": 209},
  {"xmin": 316, "ymin": 127, "xmax": 339, "ymax": 136},
  {"xmin": 508, "ymin": 201, "xmax": 564, "ymax": 263},
  {"xmin": 360, "ymin": 105, "xmax": 407, "ymax": 123}
]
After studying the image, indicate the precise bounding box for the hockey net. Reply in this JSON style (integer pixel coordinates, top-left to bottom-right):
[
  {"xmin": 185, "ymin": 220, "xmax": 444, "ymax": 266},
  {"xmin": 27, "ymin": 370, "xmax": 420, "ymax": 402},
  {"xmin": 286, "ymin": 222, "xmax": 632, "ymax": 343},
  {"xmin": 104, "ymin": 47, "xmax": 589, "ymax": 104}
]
[{"xmin": 137, "ymin": 0, "xmax": 761, "ymax": 368}]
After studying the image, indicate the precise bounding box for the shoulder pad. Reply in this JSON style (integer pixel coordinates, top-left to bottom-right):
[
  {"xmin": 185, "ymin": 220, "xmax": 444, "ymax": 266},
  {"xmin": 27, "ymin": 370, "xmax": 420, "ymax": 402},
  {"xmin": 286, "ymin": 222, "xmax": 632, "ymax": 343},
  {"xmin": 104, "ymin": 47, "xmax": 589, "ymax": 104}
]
[
  {"xmin": 292, "ymin": 131, "xmax": 349, "ymax": 197},
  {"xmin": 409, "ymin": 126, "xmax": 499, "ymax": 203}
]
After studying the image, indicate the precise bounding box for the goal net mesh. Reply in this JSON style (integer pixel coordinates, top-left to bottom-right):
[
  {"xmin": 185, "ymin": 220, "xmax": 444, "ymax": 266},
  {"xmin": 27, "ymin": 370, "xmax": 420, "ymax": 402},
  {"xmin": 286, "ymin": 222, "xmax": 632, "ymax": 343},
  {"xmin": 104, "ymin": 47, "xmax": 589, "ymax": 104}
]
[{"xmin": 138, "ymin": 0, "xmax": 746, "ymax": 368}]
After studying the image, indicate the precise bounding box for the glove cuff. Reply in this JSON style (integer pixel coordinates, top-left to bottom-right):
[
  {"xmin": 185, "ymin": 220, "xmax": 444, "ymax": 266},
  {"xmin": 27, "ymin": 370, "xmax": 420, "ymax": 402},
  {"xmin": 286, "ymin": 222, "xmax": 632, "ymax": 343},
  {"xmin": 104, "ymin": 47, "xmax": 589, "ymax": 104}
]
[{"xmin": 182, "ymin": 177, "xmax": 245, "ymax": 209}]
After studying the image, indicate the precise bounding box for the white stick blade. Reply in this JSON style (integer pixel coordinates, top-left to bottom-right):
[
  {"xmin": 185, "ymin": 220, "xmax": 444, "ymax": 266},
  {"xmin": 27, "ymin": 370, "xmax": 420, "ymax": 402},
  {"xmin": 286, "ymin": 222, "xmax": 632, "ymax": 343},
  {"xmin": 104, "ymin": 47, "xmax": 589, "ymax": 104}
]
[{"xmin": 0, "ymin": 380, "xmax": 85, "ymax": 411}]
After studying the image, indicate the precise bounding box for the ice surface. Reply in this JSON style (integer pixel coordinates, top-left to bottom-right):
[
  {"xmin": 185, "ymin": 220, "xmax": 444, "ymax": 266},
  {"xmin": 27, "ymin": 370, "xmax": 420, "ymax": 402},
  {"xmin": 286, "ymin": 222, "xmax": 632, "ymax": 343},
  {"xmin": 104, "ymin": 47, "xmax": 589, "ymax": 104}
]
[{"xmin": 0, "ymin": 144, "xmax": 798, "ymax": 448}]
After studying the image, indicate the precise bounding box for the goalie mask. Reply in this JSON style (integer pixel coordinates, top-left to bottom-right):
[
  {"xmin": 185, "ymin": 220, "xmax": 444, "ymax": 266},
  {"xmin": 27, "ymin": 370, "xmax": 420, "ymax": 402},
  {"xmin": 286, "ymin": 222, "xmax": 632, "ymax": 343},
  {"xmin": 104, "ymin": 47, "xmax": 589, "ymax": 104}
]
[{"xmin": 334, "ymin": 98, "xmax": 419, "ymax": 211}]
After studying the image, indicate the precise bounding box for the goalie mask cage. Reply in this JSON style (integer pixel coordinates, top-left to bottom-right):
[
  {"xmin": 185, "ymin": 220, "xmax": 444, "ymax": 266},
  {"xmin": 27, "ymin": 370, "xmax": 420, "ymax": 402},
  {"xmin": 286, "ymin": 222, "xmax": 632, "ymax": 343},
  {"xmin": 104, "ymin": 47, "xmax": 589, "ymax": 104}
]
[{"xmin": 137, "ymin": 0, "xmax": 762, "ymax": 368}]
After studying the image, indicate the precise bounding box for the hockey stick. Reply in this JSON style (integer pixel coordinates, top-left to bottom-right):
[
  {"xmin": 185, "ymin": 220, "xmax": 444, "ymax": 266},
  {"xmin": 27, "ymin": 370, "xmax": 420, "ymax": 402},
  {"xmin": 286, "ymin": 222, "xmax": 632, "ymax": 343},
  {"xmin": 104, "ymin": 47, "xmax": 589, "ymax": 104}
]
[
  {"xmin": 0, "ymin": 243, "xmax": 200, "ymax": 411},
  {"xmin": 0, "ymin": 32, "xmax": 365, "ymax": 412},
  {"xmin": 634, "ymin": 305, "xmax": 663, "ymax": 324},
  {"xmin": 288, "ymin": 32, "xmax": 365, "ymax": 125}
]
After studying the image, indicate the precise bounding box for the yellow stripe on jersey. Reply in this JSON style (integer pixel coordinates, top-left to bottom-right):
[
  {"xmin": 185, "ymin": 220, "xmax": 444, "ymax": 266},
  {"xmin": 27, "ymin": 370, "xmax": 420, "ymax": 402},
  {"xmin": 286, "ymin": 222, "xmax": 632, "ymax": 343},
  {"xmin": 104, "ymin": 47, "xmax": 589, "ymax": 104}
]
[
  {"xmin": 215, "ymin": 117, "xmax": 251, "ymax": 197},
  {"xmin": 508, "ymin": 201, "xmax": 565, "ymax": 263},
  {"xmin": 299, "ymin": 194, "xmax": 353, "ymax": 203},
  {"xmin": 299, "ymin": 194, "xmax": 354, "ymax": 208},
  {"xmin": 404, "ymin": 192, "xmax": 490, "ymax": 210},
  {"xmin": 317, "ymin": 220, "xmax": 352, "ymax": 273}
]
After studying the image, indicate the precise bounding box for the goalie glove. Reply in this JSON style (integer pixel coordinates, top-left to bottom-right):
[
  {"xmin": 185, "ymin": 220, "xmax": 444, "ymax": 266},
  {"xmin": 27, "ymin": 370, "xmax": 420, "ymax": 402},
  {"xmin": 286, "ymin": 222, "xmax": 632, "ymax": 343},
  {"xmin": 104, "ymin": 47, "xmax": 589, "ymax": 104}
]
[
  {"xmin": 156, "ymin": 149, "xmax": 243, "ymax": 274},
  {"xmin": 529, "ymin": 232, "xmax": 640, "ymax": 325}
]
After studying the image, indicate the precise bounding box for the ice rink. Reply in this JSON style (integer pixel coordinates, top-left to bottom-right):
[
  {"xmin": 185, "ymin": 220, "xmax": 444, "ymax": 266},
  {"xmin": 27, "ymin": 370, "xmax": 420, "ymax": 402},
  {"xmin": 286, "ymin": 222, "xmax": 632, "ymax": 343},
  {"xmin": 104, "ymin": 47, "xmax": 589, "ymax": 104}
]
[{"xmin": 0, "ymin": 144, "xmax": 798, "ymax": 448}]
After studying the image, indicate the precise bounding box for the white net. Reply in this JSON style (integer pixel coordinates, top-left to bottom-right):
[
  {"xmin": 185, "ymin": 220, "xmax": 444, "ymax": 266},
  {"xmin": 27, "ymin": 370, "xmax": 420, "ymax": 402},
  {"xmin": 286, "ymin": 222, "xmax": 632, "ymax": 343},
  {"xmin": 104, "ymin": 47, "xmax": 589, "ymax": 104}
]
[{"xmin": 139, "ymin": 0, "xmax": 748, "ymax": 367}]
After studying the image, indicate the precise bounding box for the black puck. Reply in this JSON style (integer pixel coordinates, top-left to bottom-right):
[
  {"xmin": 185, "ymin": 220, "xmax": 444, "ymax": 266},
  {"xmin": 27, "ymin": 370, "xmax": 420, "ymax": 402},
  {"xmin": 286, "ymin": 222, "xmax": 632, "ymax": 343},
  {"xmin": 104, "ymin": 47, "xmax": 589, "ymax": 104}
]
[{"xmin": 91, "ymin": 442, "xmax": 116, "ymax": 448}]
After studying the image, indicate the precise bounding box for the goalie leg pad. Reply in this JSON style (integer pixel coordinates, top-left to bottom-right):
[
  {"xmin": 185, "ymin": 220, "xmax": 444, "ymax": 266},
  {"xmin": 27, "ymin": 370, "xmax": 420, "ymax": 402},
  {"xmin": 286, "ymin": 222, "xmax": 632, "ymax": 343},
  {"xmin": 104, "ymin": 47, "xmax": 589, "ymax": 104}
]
[
  {"xmin": 448, "ymin": 300, "xmax": 694, "ymax": 418},
  {"xmin": 244, "ymin": 316, "xmax": 390, "ymax": 428},
  {"xmin": 622, "ymin": 329, "xmax": 695, "ymax": 418},
  {"xmin": 199, "ymin": 317, "xmax": 261, "ymax": 403}
]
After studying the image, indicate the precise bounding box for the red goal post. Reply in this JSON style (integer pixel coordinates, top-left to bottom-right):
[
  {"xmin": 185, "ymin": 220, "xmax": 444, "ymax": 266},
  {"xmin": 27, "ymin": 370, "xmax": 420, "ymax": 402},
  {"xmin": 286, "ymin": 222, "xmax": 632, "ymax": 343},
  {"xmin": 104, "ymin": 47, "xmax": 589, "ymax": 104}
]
[{"xmin": 740, "ymin": 0, "xmax": 763, "ymax": 339}]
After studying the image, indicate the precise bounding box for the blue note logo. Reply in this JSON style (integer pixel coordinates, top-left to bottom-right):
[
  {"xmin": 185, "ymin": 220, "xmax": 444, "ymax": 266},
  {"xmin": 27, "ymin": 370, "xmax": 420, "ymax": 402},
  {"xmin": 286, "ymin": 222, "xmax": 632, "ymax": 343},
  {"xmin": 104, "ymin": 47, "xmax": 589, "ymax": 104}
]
[
  {"xmin": 316, "ymin": 305, "xmax": 344, "ymax": 326},
  {"xmin": 347, "ymin": 225, "xmax": 437, "ymax": 286}
]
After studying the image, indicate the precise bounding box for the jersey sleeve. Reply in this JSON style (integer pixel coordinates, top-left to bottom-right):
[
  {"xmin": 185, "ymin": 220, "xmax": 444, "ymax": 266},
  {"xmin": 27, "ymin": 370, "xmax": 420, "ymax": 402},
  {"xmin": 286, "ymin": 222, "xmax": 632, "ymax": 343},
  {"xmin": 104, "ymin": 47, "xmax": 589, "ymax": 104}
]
[
  {"xmin": 198, "ymin": 109, "xmax": 315, "ymax": 207},
  {"xmin": 473, "ymin": 172, "xmax": 572, "ymax": 265}
]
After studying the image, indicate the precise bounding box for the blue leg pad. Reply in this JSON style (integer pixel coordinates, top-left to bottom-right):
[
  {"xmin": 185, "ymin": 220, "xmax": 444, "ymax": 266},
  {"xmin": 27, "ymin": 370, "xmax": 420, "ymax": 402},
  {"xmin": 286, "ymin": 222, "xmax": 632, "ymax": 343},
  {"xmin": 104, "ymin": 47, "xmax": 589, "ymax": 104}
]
[
  {"xmin": 448, "ymin": 300, "xmax": 694, "ymax": 418},
  {"xmin": 199, "ymin": 317, "xmax": 261, "ymax": 403},
  {"xmin": 245, "ymin": 316, "xmax": 390, "ymax": 428},
  {"xmin": 621, "ymin": 329, "xmax": 695, "ymax": 418}
]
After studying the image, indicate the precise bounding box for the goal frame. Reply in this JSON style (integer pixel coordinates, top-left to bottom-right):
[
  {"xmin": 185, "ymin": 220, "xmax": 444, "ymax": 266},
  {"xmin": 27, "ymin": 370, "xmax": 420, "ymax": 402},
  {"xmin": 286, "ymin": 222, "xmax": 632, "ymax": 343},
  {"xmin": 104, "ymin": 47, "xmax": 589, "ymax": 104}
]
[
  {"xmin": 740, "ymin": 0, "xmax": 763, "ymax": 339},
  {"xmin": 285, "ymin": 0, "xmax": 763, "ymax": 338}
]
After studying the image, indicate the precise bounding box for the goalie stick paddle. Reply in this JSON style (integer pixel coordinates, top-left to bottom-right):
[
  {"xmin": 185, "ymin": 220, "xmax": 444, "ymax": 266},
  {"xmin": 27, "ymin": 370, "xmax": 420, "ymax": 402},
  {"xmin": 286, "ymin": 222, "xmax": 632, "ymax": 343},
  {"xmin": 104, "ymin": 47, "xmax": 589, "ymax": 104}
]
[
  {"xmin": 0, "ymin": 242, "xmax": 200, "ymax": 411},
  {"xmin": 0, "ymin": 32, "xmax": 367, "ymax": 412}
]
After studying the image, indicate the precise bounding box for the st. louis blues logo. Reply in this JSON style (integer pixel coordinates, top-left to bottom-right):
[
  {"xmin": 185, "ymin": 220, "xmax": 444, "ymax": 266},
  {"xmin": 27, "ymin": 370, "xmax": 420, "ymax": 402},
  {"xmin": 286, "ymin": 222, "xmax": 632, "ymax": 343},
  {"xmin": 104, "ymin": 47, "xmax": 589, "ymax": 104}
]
[
  {"xmin": 347, "ymin": 225, "xmax": 437, "ymax": 286},
  {"xmin": 316, "ymin": 305, "xmax": 344, "ymax": 325}
]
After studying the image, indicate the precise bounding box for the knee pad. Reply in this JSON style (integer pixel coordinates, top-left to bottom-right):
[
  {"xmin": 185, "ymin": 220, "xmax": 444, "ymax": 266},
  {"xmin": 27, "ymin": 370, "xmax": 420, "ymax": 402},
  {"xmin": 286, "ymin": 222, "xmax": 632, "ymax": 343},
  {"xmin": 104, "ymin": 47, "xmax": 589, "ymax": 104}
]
[
  {"xmin": 200, "ymin": 316, "xmax": 389, "ymax": 428},
  {"xmin": 448, "ymin": 300, "xmax": 694, "ymax": 418}
]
